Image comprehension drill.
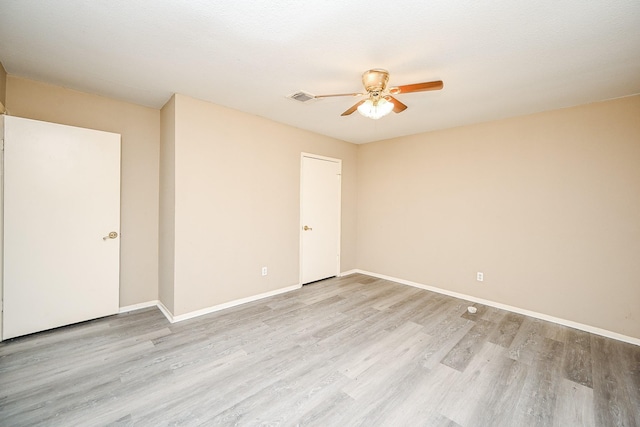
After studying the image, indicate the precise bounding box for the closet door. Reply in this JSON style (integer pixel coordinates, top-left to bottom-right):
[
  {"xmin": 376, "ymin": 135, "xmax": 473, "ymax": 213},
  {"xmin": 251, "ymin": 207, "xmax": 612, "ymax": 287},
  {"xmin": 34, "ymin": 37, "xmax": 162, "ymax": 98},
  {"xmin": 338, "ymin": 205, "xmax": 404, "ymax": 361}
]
[
  {"xmin": 300, "ymin": 154, "xmax": 341, "ymax": 284},
  {"xmin": 3, "ymin": 116, "xmax": 120, "ymax": 340}
]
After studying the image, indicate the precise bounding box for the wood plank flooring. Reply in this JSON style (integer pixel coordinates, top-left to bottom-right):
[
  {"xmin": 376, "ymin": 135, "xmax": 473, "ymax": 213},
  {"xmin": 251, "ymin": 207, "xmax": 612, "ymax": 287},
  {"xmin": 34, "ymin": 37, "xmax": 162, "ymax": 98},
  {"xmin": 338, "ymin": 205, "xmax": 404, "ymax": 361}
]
[{"xmin": 1, "ymin": 274, "xmax": 638, "ymax": 426}]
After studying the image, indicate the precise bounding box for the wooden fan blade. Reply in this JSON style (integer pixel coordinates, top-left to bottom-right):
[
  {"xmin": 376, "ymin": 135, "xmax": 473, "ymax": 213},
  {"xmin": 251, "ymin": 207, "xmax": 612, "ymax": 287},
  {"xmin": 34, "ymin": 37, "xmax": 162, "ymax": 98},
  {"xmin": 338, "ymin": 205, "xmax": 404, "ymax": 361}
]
[
  {"xmin": 314, "ymin": 92, "xmax": 364, "ymax": 99},
  {"xmin": 341, "ymin": 100, "xmax": 365, "ymax": 116},
  {"xmin": 389, "ymin": 80, "xmax": 443, "ymax": 95},
  {"xmin": 385, "ymin": 95, "xmax": 408, "ymax": 113}
]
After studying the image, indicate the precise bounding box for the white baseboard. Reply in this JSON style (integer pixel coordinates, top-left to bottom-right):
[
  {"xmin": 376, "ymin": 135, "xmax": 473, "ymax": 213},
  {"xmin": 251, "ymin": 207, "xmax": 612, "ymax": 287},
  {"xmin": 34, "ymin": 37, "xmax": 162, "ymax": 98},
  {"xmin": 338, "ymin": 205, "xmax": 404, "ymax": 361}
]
[
  {"xmin": 156, "ymin": 300, "xmax": 174, "ymax": 323},
  {"xmin": 347, "ymin": 269, "xmax": 640, "ymax": 347},
  {"xmin": 151, "ymin": 284, "xmax": 302, "ymax": 324},
  {"xmin": 119, "ymin": 271, "xmax": 639, "ymax": 346},
  {"xmin": 119, "ymin": 300, "xmax": 159, "ymax": 313},
  {"xmin": 339, "ymin": 269, "xmax": 359, "ymax": 277}
]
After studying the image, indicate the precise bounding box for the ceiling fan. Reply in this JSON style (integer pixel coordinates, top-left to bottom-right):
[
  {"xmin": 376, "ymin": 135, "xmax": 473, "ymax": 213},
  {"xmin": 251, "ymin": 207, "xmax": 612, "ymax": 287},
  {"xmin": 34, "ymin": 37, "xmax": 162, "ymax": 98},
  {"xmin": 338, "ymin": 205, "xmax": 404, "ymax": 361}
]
[{"xmin": 314, "ymin": 69, "xmax": 443, "ymax": 119}]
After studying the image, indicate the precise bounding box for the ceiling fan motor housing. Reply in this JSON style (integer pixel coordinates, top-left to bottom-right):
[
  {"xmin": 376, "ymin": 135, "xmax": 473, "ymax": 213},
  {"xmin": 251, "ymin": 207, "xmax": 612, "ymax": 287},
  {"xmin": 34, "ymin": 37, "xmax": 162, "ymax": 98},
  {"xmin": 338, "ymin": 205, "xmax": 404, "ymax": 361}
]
[{"xmin": 362, "ymin": 69, "xmax": 390, "ymax": 94}]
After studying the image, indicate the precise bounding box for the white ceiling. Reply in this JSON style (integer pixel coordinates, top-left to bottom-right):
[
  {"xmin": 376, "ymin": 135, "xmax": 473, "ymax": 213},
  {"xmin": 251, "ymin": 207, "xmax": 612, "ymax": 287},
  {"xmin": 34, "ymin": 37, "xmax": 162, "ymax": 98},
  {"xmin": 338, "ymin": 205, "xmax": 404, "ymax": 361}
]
[{"xmin": 1, "ymin": 1, "xmax": 639, "ymax": 144}]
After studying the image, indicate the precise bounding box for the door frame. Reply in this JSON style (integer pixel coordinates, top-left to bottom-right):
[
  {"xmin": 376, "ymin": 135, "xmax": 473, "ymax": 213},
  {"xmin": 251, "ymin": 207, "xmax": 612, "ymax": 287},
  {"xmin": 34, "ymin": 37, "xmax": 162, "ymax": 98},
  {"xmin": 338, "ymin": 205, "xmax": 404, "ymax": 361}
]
[
  {"xmin": 0, "ymin": 117, "xmax": 4, "ymax": 339},
  {"xmin": 299, "ymin": 152, "xmax": 342, "ymax": 285}
]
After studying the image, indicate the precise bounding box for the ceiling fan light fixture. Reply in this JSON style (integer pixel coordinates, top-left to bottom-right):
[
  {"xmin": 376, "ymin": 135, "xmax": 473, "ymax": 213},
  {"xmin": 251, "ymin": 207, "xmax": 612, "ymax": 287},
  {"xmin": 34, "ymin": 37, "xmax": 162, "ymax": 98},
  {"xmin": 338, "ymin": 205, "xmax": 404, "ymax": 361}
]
[{"xmin": 357, "ymin": 98, "xmax": 394, "ymax": 119}]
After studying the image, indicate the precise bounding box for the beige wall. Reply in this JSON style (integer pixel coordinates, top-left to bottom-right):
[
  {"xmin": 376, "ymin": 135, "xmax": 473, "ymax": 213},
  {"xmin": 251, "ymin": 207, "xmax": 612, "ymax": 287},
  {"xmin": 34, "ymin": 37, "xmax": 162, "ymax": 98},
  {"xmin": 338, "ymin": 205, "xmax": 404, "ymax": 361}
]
[
  {"xmin": 167, "ymin": 94, "xmax": 357, "ymax": 316},
  {"xmin": 358, "ymin": 95, "xmax": 640, "ymax": 339},
  {"xmin": 6, "ymin": 76, "xmax": 160, "ymax": 307},
  {"xmin": 5, "ymin": 71, "xmax": 637, "ymax": 341},
  {"xmin": 159, "ymin": 95, "xmax": 176, "ymax": 312}
]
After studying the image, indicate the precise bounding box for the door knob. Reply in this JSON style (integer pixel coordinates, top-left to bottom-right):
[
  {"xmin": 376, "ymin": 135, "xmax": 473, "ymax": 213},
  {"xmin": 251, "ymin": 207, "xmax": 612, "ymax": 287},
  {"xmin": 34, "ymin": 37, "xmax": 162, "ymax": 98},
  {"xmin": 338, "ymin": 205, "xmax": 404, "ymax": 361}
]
[
  {"xmin": 303, "ymin": 225, "xmax": 313, "ymax": 231},
  {"xmin": 103, "ymin": 231, "xmax": 118, "ymax": 240}
]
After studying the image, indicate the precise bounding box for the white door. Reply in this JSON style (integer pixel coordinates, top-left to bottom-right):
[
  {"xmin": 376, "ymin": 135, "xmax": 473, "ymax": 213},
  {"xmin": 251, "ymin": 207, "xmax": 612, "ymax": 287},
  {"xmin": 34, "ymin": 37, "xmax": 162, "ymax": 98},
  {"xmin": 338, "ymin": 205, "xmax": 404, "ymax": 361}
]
[
  {"xmin": 2, "ymin": 116, "xmax": 121, "ymax": 340},
  {"xmin": 300, "ymin": 154, "xmax": 341, "ymax": 284}
]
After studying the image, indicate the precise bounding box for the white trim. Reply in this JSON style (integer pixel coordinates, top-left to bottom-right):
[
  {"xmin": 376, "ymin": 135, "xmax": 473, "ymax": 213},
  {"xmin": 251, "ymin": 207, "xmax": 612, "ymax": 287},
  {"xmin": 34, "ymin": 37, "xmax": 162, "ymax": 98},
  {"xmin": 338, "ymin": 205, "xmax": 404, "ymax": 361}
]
[
  {"xmin": 155, "ymin": 284, "xmax": 302, "ymax": 324},
  {"xmin": 156, "ymin": 300, "xmax": 174, "ymax": 323},
  {"xmin": 300, "ymin": 152, "xmax": 342, "ymax": 163},
  {"xmin": 119, "ymin": 300, "xmax": 159, "ymax": 313},
  {"xmin": 346, "ymin": 269, "xmax": 640, "ymax": 347},
  {"xmin": 339, "ymin": 269, "xmax": 359, "ymax": 277}
]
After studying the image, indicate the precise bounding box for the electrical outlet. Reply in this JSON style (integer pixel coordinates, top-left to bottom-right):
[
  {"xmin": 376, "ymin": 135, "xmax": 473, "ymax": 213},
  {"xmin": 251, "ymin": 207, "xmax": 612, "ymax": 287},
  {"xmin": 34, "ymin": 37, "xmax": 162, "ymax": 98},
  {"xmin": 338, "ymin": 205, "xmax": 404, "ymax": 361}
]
[
  {"xmin": 261, "ymin": 267, "xmax": 268, "ymax": 276},
  {"xmin": 477, "ymin": 272, "xmax": 484, "ymax": 282}
]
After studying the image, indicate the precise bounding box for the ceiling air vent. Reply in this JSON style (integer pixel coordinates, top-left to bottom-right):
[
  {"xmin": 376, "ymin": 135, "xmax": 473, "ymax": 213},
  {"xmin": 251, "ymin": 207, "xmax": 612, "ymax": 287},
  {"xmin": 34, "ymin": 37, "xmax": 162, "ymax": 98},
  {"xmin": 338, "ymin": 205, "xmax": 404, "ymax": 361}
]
[{"xmin": 287, "ymin": 91, "xmax": 316, "ymax": 103}]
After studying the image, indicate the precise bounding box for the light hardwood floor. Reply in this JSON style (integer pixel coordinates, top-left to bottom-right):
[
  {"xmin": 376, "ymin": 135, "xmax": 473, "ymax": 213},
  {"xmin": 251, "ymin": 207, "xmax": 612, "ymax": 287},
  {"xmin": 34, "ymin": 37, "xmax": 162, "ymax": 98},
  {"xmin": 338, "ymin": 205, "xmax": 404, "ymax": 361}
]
[{"xmin": 1, "ymin": 274, "xmax": 638, "ymax": 426}]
